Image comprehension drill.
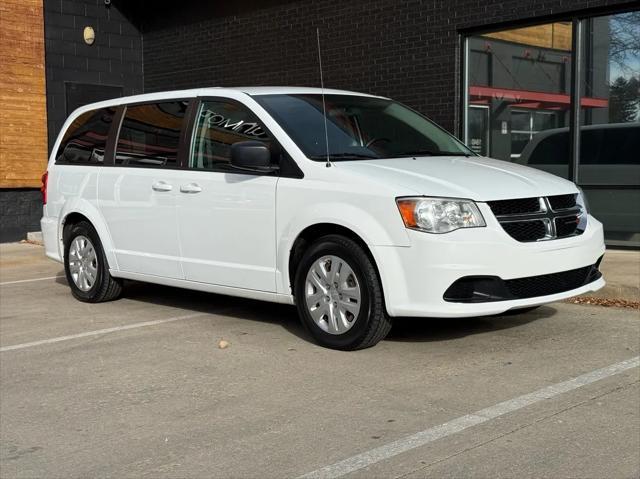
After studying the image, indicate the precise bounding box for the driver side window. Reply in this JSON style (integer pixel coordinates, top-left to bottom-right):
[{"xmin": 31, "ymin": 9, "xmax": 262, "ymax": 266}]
[{"xmin": 190, "ymin": 99, "xmax": 273, "ymax": 171}]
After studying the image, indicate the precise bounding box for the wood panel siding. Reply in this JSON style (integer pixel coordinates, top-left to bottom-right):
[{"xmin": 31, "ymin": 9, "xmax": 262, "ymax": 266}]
[{"xmin": 0, "ymin": 0, "xmax": 48, "ymax": 188}]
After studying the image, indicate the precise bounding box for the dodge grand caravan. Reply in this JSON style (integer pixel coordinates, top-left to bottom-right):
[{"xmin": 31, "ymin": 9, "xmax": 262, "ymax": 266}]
[{"xmin": 41, "ymin": 87, "xmax": 605, "ymax": 350}]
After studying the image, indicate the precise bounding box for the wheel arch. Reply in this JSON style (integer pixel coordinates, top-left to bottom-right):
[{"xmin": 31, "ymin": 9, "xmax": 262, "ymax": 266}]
[
  {"xmin": 287, "ymin": 223, "xmax": 383, "ymax": 298},
  {"xmin": 60, "ymin": 202, "xmax": 118, "ymax": 270}
]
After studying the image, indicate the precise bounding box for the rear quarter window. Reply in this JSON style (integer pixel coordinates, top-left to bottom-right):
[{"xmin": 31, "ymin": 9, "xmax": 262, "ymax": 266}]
[{"xmin": 56, "ymin": 107, "xmax": 116, "ymax": 164}]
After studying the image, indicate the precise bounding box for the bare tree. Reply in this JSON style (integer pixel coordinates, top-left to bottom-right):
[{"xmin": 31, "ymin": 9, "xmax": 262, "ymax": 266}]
[{"xmin": 609, "ymin": 11, "xmax": 640, "ymax": 77}]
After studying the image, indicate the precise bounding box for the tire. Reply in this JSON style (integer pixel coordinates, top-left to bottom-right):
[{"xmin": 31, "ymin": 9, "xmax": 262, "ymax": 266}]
[
  {"xmin": 63, "ymin": 221, "xmax": 123, "ymax": 303},
  {"xmin": 294, "ymin": 234, "xmax": 392, "ymax": 350}
]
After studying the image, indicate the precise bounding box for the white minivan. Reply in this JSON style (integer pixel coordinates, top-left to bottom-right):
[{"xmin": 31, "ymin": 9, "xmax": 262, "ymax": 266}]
[{"xmin": 41, "ymin": 87, "xmax": 605, "ymax": 349}]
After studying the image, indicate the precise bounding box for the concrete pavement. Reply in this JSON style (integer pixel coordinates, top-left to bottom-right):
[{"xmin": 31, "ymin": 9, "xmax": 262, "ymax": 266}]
[
  {"xmin": 594, "ymin": 249, "xmax": 640, "ymax": 302},
  {"xmin": 0, "ymin": 242, "xmax": 638, "ymax": 478}
]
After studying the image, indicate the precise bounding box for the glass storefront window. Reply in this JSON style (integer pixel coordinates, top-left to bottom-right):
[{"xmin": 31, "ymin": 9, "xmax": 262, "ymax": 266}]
[
  {"xmin": 467, "ymin": 105, "xmax": 489, "ymax": 155},
  {"xmin": 509, "ymin": 110, "xmax": 559, "ymax": 158},
  {"xmin": 580, "ymin": 12, "xmax": 640, "ymax": 246},
  {"xmin": 464, "ymin": 12, "xmax": 640, "ymax": 247},
  {"xmin": 465, "ymin": 22, "xmax": 573, "ymax": 177}
]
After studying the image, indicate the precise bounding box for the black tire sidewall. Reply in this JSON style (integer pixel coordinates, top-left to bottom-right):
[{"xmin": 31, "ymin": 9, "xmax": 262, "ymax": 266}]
[
  {"xmin": 63, "ymin": 222, "xmax": 107, "ymax": 301},
  {"xmin": 294, "ymin": 237, "xmax": 377, "ymax": 349}
]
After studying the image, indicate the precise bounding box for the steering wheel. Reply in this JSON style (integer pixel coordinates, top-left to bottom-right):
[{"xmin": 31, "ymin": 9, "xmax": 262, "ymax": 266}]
[{"xmin": 365, "ymin": 137, "xmax": 391, "ymax": 148}]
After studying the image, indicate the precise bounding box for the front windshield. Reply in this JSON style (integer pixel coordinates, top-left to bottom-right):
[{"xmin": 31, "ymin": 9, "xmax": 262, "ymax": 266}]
[{"xmin": 254, "ymin": 94, "xmax": 474, "ymax": 161}]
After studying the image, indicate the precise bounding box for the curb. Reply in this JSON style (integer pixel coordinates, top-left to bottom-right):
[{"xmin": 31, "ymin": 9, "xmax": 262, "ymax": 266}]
[{"xmin": 25, "ymin": 231, "xmax": 44, "ymax": 246}]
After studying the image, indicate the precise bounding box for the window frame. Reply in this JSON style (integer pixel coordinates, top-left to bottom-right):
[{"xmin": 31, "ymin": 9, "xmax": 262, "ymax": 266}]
[
  {"xmin": 60, "ymin": 95, "xmax": 304, "ymax": 179},
  {"xmin": 185, "ymin": 95, "xmax": 303, "ymax": 178},
  {"xmin": 509, "ymin": 109, "xmax": 559, "ymax": 159},
  {"xmin": 109, "ymin": 98, "xmax": 193, "ymax": 171}
]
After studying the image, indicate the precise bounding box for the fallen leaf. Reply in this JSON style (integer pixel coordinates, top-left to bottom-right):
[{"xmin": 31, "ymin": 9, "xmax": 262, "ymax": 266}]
[{"xmin": 565, "ymin": 296, "xmax": 639, "ymax": 309}]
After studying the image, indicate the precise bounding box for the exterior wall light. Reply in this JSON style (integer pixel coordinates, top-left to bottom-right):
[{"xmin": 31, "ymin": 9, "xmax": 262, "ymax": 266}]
[{"xmin": 83, "ymin": 26, "xmax": 95, "ymax": 45}]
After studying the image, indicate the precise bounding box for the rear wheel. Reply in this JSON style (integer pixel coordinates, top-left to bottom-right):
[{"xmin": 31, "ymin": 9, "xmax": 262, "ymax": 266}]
[
  {"xmin": 294, "ymin": 235, "xmax": 392, "ymax": 350},
  {"xmin": 64, "ymin": 221, "xmax": 122, "ymax": 303}
]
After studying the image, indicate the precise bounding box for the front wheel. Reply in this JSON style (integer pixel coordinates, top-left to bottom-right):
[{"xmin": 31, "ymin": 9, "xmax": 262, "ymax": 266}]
[{"xmin": 294, "ymin": 235, "xmax": 392, "ymax": 350}]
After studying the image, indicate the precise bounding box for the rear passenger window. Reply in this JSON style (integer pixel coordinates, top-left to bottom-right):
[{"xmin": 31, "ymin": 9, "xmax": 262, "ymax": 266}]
[
  {"xmin": 56, "ymin": 107, "xmax": 115, "ymax": 164},
  {"xmin": 190, "ymin": 99, "xmax": 272, "ymax": 171},
  {"xmin": 115, "ymin": 101, "xmax": 187, "ymax": 168}
]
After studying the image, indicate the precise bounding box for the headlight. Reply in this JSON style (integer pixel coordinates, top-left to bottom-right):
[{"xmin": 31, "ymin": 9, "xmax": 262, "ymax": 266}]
[{"xmin": 396, "ymin": 197, "xmax": 486, "ymax": 233}]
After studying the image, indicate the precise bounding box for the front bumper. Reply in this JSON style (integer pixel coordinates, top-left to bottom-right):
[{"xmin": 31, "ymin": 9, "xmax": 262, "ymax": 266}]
[
  {"xmin": 442, "ymin": 258, "xmax": 602, "ymax": 302},
  {"xmin": 372, "ymin": 207, "xmax": 606, "ymax": 318}
]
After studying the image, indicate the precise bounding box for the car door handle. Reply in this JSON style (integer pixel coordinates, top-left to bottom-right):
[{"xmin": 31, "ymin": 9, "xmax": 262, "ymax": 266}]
[
  {"xmin": 152, "ymin": 181, "xmax": 173, "ymax": 192},
  {"xmin": 180, "ymin": 183, "xmax": 202, "ymax": 194}
]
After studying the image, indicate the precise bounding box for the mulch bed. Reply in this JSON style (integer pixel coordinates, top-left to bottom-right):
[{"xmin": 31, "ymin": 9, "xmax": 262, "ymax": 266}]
[{"xmin": 565, "ymin": 296, "xmax": 640, "ymax": 310}]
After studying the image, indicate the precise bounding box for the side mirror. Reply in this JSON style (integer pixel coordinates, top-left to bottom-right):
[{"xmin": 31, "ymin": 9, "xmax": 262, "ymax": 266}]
[{"xmin": 230, "ymin": 141, "xmax": 278, "ymax": 172}]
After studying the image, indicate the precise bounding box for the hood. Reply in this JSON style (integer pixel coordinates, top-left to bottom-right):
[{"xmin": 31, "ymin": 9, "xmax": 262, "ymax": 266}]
[{"xmin": 336, "ymin": 156, "xmax": 577, "ymax": 201}]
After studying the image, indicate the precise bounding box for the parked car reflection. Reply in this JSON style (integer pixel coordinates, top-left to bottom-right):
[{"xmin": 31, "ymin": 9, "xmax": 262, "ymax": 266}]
[{"xmin": 515, "ymin": 122, "xmax": 640, "ymax": 245}]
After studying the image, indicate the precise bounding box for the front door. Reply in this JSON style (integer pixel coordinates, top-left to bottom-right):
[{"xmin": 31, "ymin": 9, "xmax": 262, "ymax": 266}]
[{"xmin": 174, "ymin": 98, "xmax": 278, "ymax": 291}]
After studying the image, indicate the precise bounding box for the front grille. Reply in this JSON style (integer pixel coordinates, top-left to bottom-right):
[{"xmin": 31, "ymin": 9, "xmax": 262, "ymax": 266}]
[
  {"xmin": 502, "ymin": 221, "xmax": 547, "ymax": 242},
  {"xmin": 487, "ymin": 197, "xmax": 540, "ymax": 216},
  {"xmin": 505, "ymin": 265, "xmax": 592, "ymax": 299},
  {"xmin": 555, "ymin": 215, "xmax": 580, "ymax": 238},
  {"xmin": 548, "ymin": 194, "xmax": 577, "ymax": 211},
  {"xmin": 488, "ymin": 194, "xmax": 585, "ymax": 242},
  {"xmin": 443, "ymin": 256, "xmax": 603, "ymax": 303}
]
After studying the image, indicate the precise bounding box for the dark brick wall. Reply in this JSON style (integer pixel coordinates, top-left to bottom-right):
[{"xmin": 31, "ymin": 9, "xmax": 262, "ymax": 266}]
[
  {"xmin": 0, "ymin": 190, "xmax": 42, "ymax": 243},
  {"xmin": 142, "ymin": 0, "xmax": 637, "ymax": 136},
  {"xmin": 44, "ymin": 0, "xmax": 143, "ymax": 151}
]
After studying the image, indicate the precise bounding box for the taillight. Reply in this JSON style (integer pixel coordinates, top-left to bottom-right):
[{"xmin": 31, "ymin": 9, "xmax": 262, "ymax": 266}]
[{"xmin": 41, "ymin": 171, "xmax": 48, "ymax": 205}]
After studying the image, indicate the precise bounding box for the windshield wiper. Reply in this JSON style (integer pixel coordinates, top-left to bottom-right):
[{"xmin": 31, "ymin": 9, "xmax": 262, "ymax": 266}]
[
  {"xmin": 309, "ymin": 153, "xmax": 380, "ymax": 161},
  {"xmin": 395, "ymin": 149, "xmax": 472, "ymax": 157}
]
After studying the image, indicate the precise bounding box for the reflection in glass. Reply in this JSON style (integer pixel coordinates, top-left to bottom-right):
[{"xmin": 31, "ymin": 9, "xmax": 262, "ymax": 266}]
[
  {"xmin": 467, "ymin": 106, "xmax": 489, "ymax": 155},
  {"xmin": 256, "ymin": 94, "xmax": 472, "ymax": 161},
  {"xmin": 465, "ymin": 14, "xmax": 640, "ymax": 246},
  {"xmin": 580, "ymin": 12, "xmax": 640, "ymax": 246},
  {"xmin": 190, "ymin": 100, "xmax": 271, "ymax": 171},
  {"xmin": 466, "ymin": 22, "xmax": 574, "ymax": 175},
  {"xmin": 115, "ymin": 102, "xmax": 187, "ymax": 168},
  {"xmin": 56, "ymin": 108, "xmax": 115, "ymax": 164}
]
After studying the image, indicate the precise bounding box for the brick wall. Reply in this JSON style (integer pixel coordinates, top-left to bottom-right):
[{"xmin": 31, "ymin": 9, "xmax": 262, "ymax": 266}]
[
  {"xmin": 44, "ymin": 0, "xmax": 143, "ymax": 150},
  {"xmin": 0, "ymin": 190, "xmax": 42, "ymax": 243},
  {"xmin": 142, "ymin": 0, "xmax": 637, "ymax": 136}
]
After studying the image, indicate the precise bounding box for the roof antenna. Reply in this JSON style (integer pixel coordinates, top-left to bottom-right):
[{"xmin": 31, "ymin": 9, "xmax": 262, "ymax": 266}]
[{"xmin": 316, "ymin": 27, "xmax": 332, "ymax": 168}]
